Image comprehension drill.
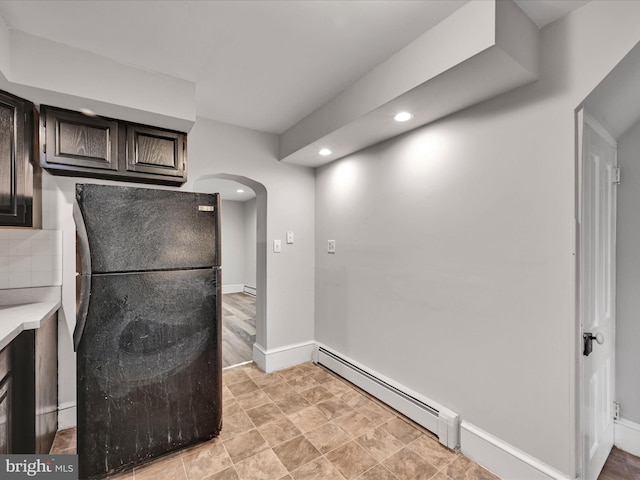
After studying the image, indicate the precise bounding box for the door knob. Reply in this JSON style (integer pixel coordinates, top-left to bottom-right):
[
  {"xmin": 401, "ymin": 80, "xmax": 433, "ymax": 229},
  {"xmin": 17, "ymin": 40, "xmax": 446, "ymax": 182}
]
[{"xmin": 583, "ymin": 332, "xmax": 604, "ymax": 356}]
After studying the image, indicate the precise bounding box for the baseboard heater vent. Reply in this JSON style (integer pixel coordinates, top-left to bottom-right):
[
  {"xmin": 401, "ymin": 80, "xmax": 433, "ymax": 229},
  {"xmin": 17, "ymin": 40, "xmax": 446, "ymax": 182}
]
[
  {"xmin": 243, "ymin": 285, "xmax": 256, "ymax": 296},
  {"xmin": 317, "ymin": 346, "xmax": 459, "ymax": 449}
]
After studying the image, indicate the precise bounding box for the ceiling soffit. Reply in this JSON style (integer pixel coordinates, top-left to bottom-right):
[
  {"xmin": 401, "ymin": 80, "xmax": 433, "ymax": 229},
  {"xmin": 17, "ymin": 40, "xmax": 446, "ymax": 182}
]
[{"xmin": 279, "ymin": 0, "xmax": 539, "ymax": 167}]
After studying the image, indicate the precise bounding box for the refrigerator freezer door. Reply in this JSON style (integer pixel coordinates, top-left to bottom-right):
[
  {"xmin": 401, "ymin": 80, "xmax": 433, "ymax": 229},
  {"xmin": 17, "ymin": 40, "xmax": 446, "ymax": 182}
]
[
  {"xmin": 75, "ymin": 184, "xmax": 220, "ymax": 273},
  {"xmin": 76, "ymin": 268, "xmax": 222, "ymax": 479}
]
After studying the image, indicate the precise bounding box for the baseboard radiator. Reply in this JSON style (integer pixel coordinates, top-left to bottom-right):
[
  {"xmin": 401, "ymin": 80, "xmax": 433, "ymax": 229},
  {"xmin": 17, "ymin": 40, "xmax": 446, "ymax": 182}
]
[
  {"xmin": 243, "ymin": 285, "xmax": 256, "ymax": 296},
  {"xmin": 317, "ymin": 346, "xmax": 459, "ymax": 449}
]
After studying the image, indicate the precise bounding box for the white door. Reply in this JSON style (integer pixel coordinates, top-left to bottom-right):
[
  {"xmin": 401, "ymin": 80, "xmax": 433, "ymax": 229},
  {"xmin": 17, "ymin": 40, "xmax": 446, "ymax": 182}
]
[{"xmin": 580, "ymin": 113, "xmax": 617, "ymax": 480}]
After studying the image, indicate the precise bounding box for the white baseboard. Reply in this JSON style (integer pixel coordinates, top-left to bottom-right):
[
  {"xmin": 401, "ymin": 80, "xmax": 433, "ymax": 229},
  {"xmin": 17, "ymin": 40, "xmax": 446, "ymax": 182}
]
[
  {"xmin": 252, "ymin": 341, "xmax": 315, "ymax": 373},
  {"xmin": 460, "ymin": 421, "xmax": 570, "ymax": 480},
  {"xmin": 615, "ymin": 417, "xmax": 640, "ymax": 457},
  {"xmin": 222, "ymin": 284, "xmax": 244, "ymax": 294},
  {"xmin": 243, "ymin": 285, "xmax": 256, "ymax": 296},
  {"xmin": 58, "ymin": 401, "xmax": 77, "ymax": 430}
]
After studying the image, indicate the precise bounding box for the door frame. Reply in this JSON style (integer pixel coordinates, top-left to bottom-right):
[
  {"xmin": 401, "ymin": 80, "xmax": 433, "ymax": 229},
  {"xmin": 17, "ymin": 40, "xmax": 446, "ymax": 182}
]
[{"xmin": 575, "ymin": 107, "xmax": 619, "ymax": 480}]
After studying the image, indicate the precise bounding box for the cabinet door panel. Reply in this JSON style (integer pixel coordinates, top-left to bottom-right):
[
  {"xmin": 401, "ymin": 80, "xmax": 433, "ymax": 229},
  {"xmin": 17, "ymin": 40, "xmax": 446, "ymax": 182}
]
[
  {"xmin": 35, "ymin": 313, "xmax": 57, "ymax": 454},
  {"xmin": 0, "ymin": 378, "xmax": 11, "ymax": 454},
  {"xmin": 0, "ymin": 102, "xmax": 16, "ymax": 218},
  {"xmin": 0, "ymin": 345, "xmax": 11, "ymax": 455},
  {"xmin": 43, "ymin": 107, "xmax": 118, "ymax": 171},
  {"xmin": 126, "ymin": 125, "xmax": 185, "ymax": 178},
  {"xmin": 0, "ymin": 90, "xmax": 31, "ymax": 227}
]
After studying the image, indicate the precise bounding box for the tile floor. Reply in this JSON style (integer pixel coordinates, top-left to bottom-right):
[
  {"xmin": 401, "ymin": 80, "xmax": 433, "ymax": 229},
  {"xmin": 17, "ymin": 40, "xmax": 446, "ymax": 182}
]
[{"xmin": 51, "ymin": 362, "xmax": 499, "ymax": 480}]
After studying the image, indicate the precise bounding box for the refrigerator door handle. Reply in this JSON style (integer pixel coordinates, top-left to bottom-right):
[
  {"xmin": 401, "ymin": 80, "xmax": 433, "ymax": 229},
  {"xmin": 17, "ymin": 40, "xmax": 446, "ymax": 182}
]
[
  {"xmin": 74, "ymin": 274, "xmax": 91, "ymax": 351},
  {"xmin": 73, "ymin": 201, "xmax": 92, "ymax": 351}
]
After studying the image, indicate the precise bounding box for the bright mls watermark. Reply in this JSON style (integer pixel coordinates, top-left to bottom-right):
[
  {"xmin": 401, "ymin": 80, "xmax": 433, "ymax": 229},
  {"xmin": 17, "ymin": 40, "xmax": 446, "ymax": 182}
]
[{"xmin": 1, "ymin": 455, "xmax": 78, "ymax": 479}]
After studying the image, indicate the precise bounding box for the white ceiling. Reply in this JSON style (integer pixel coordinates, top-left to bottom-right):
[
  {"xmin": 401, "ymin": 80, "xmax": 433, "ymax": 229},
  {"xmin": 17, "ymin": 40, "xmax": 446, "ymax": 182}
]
[{"xmin": 0, "ymin": 0, "xmax": 589, "ymax": 135}]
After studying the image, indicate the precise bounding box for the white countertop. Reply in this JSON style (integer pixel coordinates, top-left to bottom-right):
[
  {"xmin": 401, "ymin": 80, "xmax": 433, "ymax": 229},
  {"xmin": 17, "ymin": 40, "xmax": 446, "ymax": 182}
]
[{"xmin": 0, "ymin": 286, "xmax": 61, "ymax": 351}]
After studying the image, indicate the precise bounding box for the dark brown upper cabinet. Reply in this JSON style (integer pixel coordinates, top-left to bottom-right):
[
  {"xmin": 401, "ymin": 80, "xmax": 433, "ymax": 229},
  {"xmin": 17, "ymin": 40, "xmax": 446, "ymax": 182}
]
[
  {"xmin": 0, "ymin": 90, "xmax": 39, "ymax": 227},
  {"xmin": 40, "ymin": 105, "xmax": 187, "ymax": 186},
  {"xmin": 125, "ymin": 124, "xmax": 185, "ymax": 180}
]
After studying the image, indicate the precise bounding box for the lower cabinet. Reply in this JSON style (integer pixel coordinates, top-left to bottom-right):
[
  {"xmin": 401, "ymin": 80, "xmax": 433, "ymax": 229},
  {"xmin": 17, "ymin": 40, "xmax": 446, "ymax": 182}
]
[
  {"xmin": 1, "ymin": 311, "xmax": 58, "ymax": 454},
  {"xmin": 0, "ymin": 347, "xmax": 11, "ymax": 454}
]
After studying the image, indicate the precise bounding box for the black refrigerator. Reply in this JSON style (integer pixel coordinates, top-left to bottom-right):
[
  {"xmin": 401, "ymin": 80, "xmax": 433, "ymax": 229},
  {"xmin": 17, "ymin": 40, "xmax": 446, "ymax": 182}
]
[{"xmin": 73, "ymin": 184, "xmax": 222, "ymax": 480}]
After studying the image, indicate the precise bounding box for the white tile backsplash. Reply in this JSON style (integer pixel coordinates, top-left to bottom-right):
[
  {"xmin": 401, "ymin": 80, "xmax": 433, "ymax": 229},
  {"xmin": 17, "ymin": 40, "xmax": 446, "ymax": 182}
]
[{"xmin": 0, "ymin": 230, "xmax": 63, "ymax": 289}]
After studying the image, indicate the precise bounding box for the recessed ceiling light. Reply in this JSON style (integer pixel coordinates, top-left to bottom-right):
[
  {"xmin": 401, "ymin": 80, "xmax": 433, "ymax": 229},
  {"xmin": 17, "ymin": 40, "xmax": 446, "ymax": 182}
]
[
  {"xmin": 393, "ymin": 112, "xmax": 413, "ymax": 122},
  {"xmin": 236, "ymin": 189, "xmax": 244, "ymax": 193},
  {"xmin": 80, "ymin": 107, "xmax": 97, "ymax": 117},
  {"xmin": 319, "ymin": 148, "xmax": 332, "ymax": 156}
]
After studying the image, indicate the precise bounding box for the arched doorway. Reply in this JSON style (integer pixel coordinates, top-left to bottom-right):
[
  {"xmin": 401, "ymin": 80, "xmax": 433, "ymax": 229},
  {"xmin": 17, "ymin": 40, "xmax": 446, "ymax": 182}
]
[{"xmin": 193, "ymin": 174, "xmax": 267, "ymax": 368}]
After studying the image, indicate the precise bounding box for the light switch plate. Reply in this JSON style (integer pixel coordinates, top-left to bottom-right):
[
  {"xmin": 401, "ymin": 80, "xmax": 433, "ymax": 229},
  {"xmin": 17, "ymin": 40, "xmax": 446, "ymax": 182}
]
[
  {"xmin": 273, "ymin": 239, "xmax": 282, "ymax": 253},
  {"xmin": 286, "ymin": 231, "xmax": 294, "ymax": 244}
]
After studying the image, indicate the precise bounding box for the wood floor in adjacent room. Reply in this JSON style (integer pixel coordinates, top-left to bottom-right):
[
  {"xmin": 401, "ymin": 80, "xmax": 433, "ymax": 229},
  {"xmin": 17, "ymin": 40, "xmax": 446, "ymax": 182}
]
[
  {"xmin": 222, "ymin": 292, "xmax": 256, "ymax": 368},
  {"xmin": 598, "ymin": 447, "xmax": 640, "ymax": 479}
]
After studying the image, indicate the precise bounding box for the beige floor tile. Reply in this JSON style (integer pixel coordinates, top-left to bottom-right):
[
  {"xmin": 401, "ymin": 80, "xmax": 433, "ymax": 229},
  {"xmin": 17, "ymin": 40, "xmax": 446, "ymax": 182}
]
[
  {"xmin": 253, "ymin": 373, "xmax": 286, "ymax": 388},
  {"xmin": 276, "ymin": 366, "xmax": 306, "ymax": 381},
  {"xmin": 298, "ymin": 385, "xmax": 334, "ymax": 404},
  {"xmin": 407, "ymin": 434, "xmax": 456, "ymax": 469},
  {"xmin": 356, "ymin": 464, "xmax": 399, "ymax": 480},
  {"xmin": 234, "ymin": 449, "xmax": 288, "ymax": 480},
  {"xmin": 296, "ymin": 363, "xmax": 319, "ymax": 374},
  {"xmin": 333, "ymin": 411, "xmax": 376, "ymax": 438},
  {"xmin": 222, "ymin": 385, "xmax": 234, "ymax": 401},
  {"xmin": 382, "ymin": 448, "xmax": 438, "ymax": 480},
  {"xmin": 359, "ymin": 402, "xmax": 395, "ymax": 425},
  {"xmin": 441, "ymin": 455, "xmax": 499, "ymax": 480},
  {"xmin": 309, "ymin": 369, "xmax": 335, "ymax": 385},
  {"xmin": 258, "ymin": 418, "xmax": 303, "ymax": 447},
  {"xmin": 242, "ymin": 364, "xmax": 267, "ymax": 378},
  {"xmin": 273, "ymin": 393, "xmax": 311, "ymax": 415},
  {"xmin": 227, "ymin": 379, "xmax": 260, "ymax": 397},
  {"xmin": 380, "ymin": 417, "xmax": 422, "ymax": 445},
  {"xmin": 182, "ymin": 441, "xmax": 232, "ymax": 479},
  {"xmin": 223, "ymin": 398, "xmax": 244, "ymax": 417},
  {"xmin": 315, "ymin": 397, "xmax": 354, "ymax": 420},
  {"xmin": 287, "ymin": 375, "xmax": 320, "ymax": 393},
  {"xmin": 326, "ymin": 441, "xmax": 377, "ymax": 480},
  {"xmin": 322, "ymin": 379, "xmax": 353, "ymax": 396},
  {"xmin": 339, "ymin": 390, "xmax": 368, "ymax": 408},
  {"xmin": 263, "ymin": 383, "xmax": 297, "ymax": 400},
  {"xmin": 288, "ymin": 406, "xmax": 329, "ymax": 433},
  {"xmin": 223, "ymin": 369, "xmax": 251, "ymax": 386},
  {"xmin": 355, "ymin": 427, "xmax": 404, "ymax": 460},
  {"xmin": 133, "ymin": 456, "xmax": 187, "ymax": 480},
  {"xmin": 220, "ymin": 412, "xmax": 255, "ymax": 440},
  {"xmin": 223, "ymin": 429, "xmax": 269, "ymax": 464},
  {"xmin": 428, "ymin": 474, "xmax": 452, "ymax": 480},
  {"xmin": 272, "ymin": 435, "xmax": 321, "ymax": 472},
  {"xmin": 291, "ymin": 456, "xmax": 345, "ymax": 480},
  {"xmin": 235, "ymin": 389, "xmax": 272, "ymax": 410},
  {"xmin": 304, "ymin": 422, "xmax": 351, "ymax": 454},
  {"xmin": 246, "ymin": 402, "xmax": 286, "ymax": 427},
  {"xmin": 205, "ymin": 466, "xmax": 240, "ymax": 480}
]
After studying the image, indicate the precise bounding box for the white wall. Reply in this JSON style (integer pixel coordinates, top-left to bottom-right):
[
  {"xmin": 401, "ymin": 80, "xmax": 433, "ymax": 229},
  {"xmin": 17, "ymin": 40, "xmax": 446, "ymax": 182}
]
[
  {"xmin": 314, "ymin": 2, "xmax": 640, "ymax": 476},
  {"xmin": 42, "ymin": 116, "xmax": 315, "ymax": 427},
  {"xmin": 615, "ymin": 118, "xmax": 640, "ymax": 425},
  {"xmin": 220, "ymin": 200, "xmax": 246, "ymax": 289},
  {"xmin": 219, "ymin": 198, "xmax": 258, "ymax": 292},
  {"xmin": 244, "ymin": 198, "xmax": 258, "ymax": 289}
]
